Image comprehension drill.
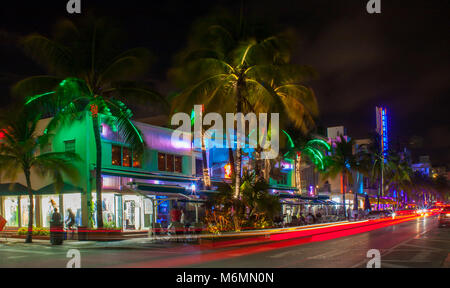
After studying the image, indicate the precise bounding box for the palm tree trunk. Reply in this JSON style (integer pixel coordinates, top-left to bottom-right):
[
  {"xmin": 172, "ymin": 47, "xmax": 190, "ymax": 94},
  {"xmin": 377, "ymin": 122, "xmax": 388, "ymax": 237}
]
[
  {"xmin": 24, "ymin": 169, "xmax": 33, "ymax": 243},
  {"xmin": 254, "ymin": 146, "xmax": 262, "ymax": 181},
  {"xmin": 201, "ymin": 128, "xmax": 211, "ymax": 189},
  {"xmin": 92, "ymin": 114, "xmax": 103, "ymax": 228},
  {"xmin": 234, "ymin": 74, "xmax": 244, "ymax": 199},
  {"xmin": 295, "ymin": 152, "xmax": 302, "ymax": 194},
  {"xmin": 342, "ymin": 172, "xmax": 347, "ymax": 219},
  {"xmin": 377, "ymin": 176, "xmax": 381, "ymax": 211},
  {"xmin": 235, "ymin": 148, "xmax": 242, "ymax": 198}
]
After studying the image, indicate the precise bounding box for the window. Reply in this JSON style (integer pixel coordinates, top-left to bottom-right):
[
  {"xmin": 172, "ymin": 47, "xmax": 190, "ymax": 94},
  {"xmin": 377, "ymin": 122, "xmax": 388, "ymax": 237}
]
[
  {"xmin": 112, "ymin": 145, "xmax": 121, "ymax": 166},
  {"xmin": 158, "ymin": 152, "xmax": 183, "ymax": 173},
  {"xmin": 166, "ymin": 154, "xmax": 174, "ymax": 172},
  {"xmin": 112, "ymin": 145, "xmax": 141, "ymax": 168},
  {"xmin": 158, "ymin": 153, "xmax": 165, "ymax": 171},
  {"xmin": 132, "ymin": 152, "xmax": 141, "ymax": 168},
  {"xmin": 64, "ymin": 140, "xmax": 75, "ymax": 153},
  {"xmin": 122, "ymin": 147, "xmax": 132, "ymax": 167},
  {"xmin": 175, "ymin": 156, "xmax": 182, "ymax": 173}
]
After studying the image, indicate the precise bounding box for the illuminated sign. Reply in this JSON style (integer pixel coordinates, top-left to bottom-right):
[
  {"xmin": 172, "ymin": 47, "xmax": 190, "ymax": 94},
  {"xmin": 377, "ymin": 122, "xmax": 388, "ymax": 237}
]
[{"xmin": 376, "ymin": 107, "xmax": 388, "ymax": 162}]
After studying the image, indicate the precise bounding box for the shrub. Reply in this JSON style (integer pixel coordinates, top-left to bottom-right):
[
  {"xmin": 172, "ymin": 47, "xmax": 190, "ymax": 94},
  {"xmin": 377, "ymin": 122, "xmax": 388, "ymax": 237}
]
[{"xmin": 17, "ymin": 226, "xmax": 49, "ymax": 236}]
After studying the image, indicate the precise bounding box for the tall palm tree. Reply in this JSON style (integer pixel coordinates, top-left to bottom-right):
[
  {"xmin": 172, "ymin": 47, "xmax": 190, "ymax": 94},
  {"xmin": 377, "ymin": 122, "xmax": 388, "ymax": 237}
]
[
  {"xmin": 0, "ymin": 106, "xmax": 80, "ymax": 243},
  {"xmin": 169, "ymin": 13, "xmax": 318, "ymax": 199},
  {"xmin": 322, "ymin": 136, "xmax": 357, "ymax": 218},
  {"xmin": 13, "ymin": 17, "xmax": 166, "ymax": 228}
]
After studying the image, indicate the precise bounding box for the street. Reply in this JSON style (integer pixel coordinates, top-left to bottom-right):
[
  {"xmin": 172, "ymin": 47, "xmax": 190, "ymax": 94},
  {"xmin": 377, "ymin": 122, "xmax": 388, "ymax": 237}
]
[{"xmin": 0, "ymin": 215, "xmax": 448, "ymax": 268}]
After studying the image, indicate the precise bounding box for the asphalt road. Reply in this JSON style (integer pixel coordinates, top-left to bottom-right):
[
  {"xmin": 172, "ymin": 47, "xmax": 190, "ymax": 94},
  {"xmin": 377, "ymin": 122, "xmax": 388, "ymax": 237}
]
[{"xmin": 0, "ymin": 215, "xmax": 448, "ymax": 268}]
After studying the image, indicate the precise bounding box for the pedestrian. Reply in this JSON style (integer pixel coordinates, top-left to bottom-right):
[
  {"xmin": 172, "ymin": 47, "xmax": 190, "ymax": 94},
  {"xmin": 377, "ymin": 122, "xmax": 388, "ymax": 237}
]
[
  {"xmin": 180, "ymin": 208, "xmax": 185, "ymax": 224},
  {"xmin": 50, "ymin": 208, "xmax": 63, "ymax": 245},
  {"xmin": 66, "ymin": 208, "xmax": 76, "ymax": 239}
]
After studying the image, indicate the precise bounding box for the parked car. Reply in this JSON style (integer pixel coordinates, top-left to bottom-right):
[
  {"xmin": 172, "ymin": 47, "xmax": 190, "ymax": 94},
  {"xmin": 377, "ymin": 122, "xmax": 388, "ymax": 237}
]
[{"xmin": 438, "ymin": 206, "xmax": 450, "ymax": 228}]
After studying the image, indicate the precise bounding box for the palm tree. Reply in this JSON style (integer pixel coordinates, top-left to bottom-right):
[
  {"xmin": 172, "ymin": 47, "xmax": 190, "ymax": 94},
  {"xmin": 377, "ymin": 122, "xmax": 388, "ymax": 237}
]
[
  {"xmin": 169, "ymin": 12, "xmax": 318, "ymax": 199},
  {"xmin": 0, "ymin": 106, "xmax": 80, "ymax": 243},
  {"xmin": 281, "ymin": 129, "xmax": 330, "ymax": 194},
  {"xmin": 384, "ymin": 152, "xmax": 413, "ymax": 209},
  {"xmin": 322, "ymin": 136, "xmax": 357, "ymax": 218},
  {"xmin": 14, "ymin": 17, "xmax": 166, "ymax": 228},
  {"xmin": 358, "ymin": 132, "xmax": 386, "ymax": 210}
]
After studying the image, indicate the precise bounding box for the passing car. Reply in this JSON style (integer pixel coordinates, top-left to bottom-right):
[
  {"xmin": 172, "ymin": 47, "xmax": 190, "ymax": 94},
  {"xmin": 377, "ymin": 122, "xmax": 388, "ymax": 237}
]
[{"xmin": 438, "ymin": 206, "xmax": 450, "ymax": 228}]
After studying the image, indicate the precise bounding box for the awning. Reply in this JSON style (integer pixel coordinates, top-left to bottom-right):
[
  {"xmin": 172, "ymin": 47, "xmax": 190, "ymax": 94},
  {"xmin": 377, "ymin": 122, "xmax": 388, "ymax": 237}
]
[
  {"xmin": 35, "ymin": 183, "xmax": 83, "ymax": 195},
  {"xmin": 269, "ymin": 185, "xmax": 299, "ymax": 192},
  {"xmin": 325, "ymin": 200, "xmax": 341, "ymax": 205},
  {"xmin": 102, "ymin": 168, "xmax": 199, "ymax": 183},
  {"xmin": 134, "ymin": 183, "xmax": 186, "ymax": 194},
  {"xmin": 0, "ymin": 183, "xmax": 30, "ymax": 196},
  {"xmin": 195, "ymin": 190, "xmax": 219, "ymax": 196}
]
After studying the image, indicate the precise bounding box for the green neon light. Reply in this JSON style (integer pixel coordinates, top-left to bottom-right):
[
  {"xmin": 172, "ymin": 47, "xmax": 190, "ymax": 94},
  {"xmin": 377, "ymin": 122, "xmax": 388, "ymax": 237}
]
[
  {"xmin": 130, "ymin": 121, "xmax": 143, "ymax": 144},
  {"xmin": 282, "ymin": 130, "xmax": 295, "ymax": 148},
  {"xmin": 25, "ymin": 91, "xmax": 56, "ymax": 105},
  {"xmin": 308, "ymin": 139, "xmax": 331, "ymax": 151},
  {"xmin": 303, "ymin": 147, "xmax": 325, "ymax": 170}
]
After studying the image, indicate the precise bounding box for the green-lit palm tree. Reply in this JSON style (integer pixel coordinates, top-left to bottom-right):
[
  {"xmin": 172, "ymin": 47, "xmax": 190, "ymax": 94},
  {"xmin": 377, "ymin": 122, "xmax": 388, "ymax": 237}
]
[
  {"xmin": 0, "ymin": 106, "xmax": 80, "ymax": 243},
  {"xmin": 13, "ymin": 17, "xmax": 166, "ymax": 228},
  {"xmin": 322, "ymin": 136, "xmax": 358, "ymax": 218},
  {"xmin": 169, "ymin": 12, "xmax": 318, "ymax": 199},
  {"xmin": 282, "ymin": 129, "xmax": 330, "ymax": 194}
]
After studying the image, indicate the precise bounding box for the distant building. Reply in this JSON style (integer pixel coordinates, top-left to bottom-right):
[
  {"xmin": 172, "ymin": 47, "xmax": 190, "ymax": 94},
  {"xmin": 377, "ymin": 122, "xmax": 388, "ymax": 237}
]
[{"xmin": 412, "ymin": 155, "xmax": 432, "ymax": 177}]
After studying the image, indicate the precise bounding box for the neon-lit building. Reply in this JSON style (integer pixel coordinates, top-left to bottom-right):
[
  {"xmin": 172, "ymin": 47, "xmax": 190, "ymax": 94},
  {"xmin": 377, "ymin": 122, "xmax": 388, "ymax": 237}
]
[
  {"xmin": 0, "ymin": 112, "xmax": 204, "ymax": 231},
  {"xmin": 0, "ymin": 112, "xmax": 304, "ymax": 231}
]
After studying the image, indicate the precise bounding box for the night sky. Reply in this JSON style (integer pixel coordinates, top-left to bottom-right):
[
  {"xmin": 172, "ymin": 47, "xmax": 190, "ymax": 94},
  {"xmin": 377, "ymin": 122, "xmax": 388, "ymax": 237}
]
[{"xmin": 1, "ymin": 0, "xmax": 449, "ymax": 166}]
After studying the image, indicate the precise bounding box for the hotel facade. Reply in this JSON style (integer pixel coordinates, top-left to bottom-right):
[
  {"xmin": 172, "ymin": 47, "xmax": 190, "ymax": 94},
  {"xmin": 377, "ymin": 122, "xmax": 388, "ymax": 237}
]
[{"xmin": 0, "ymin": 111, "xmax": 300, "ymax": 230}]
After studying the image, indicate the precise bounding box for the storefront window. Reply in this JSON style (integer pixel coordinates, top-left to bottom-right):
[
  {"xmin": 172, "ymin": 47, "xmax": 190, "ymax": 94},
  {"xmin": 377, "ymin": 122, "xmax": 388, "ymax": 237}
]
[
  {"xmin": 122, "ymin": 147, "xmax": 132, "ymax": 167},
  {"xmin": 4, "ymin": 197, "xmax": 18, "ymax": 227},
  {"xmin": 63, "ymin": 194, "xmax": 82, "ymax": 227},
  {"xmin": 41, "ymin": 196, "xmax": 60, "ymax": 228},
  {"xmin": 112, "ymin": 145, "xmax": 121, "ymax": 166},
  {"xmin": 20, "ymin": 196, "xmax": 35, "ymax": 227},
  {"xmin": 123, "ymin": 195, "xmax": 142, "ymax": 230},
  {"xmin": 92, "ymin": 193, "xmax": 116, "ymax": 228}
]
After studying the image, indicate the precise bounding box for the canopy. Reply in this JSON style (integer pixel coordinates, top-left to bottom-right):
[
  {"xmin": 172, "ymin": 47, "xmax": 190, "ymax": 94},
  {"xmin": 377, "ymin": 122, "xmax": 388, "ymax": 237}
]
[
  {"xmin": 0, "ymin": 183, "xmax": 30, "ymax": 196},
  {"xmin": 102, "ymin": 167, "xmax": 199, "ymax": 183},
  {"xmin": 35, "ymin": 183, "xmax": 82, "ymax": 195}
]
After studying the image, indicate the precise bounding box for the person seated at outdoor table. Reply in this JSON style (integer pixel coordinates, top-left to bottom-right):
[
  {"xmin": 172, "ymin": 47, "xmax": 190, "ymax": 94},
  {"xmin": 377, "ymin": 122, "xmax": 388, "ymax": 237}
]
[
  {"xmin": 291, "ymin": 215, "xmax": 298, "ymax": 226},
  {"xmin": 299, "ymin": 214, "xmax": 306, "ymax": 225},
  {"xmin": 315, "ymin": 211, "xmax": 322, "ymax": 223},
  {"xmin": 306, "ymin": 212, "xmax": 316, "ymax": 224}
]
